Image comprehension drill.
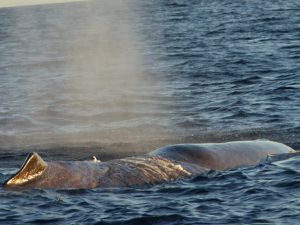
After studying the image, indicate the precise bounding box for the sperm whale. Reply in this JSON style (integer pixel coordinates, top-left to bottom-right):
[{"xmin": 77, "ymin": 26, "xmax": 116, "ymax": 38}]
[{"xmin": 2, "ymin": 140, "xmax": 295, "ymax": 189}]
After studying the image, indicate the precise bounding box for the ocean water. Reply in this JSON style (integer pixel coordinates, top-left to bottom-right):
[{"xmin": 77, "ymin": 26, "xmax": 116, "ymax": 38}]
[{"xmin": 0, "ymin": 0, "xmax": 300, "ymax": 224}]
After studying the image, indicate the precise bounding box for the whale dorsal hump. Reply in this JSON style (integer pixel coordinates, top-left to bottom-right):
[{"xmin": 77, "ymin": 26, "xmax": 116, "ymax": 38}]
[{"xmin": 3, "ymin": 152, "xmax": 47, "ymax": 188}]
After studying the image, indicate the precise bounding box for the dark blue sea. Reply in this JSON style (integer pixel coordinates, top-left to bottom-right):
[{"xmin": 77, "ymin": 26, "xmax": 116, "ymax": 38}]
[{"xmin": 0, "ymin": 0, "xmax": 300, "ymax": 224}]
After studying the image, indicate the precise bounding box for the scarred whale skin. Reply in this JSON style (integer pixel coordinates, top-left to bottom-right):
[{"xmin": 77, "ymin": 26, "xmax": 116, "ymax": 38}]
[{"xmin": 2, "ymin": 140, "xmax": 295, "ymax": 189}]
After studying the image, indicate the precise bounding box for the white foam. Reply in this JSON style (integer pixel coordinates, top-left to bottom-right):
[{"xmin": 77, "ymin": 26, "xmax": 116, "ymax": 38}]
[{"xmin": 0, "ymin": 0, "xmax": 87, "ymax": 8}]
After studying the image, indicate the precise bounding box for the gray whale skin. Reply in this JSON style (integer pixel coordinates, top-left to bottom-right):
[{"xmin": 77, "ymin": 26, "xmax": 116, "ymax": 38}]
[{"xmin": 3, "ymin": 140, "xmax": 295, "ymax": 190}]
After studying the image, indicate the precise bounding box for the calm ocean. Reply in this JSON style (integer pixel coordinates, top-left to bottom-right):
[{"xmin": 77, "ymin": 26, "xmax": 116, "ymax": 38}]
[{"xmin": 0, "ymin": 0, "xmax": 299, "ymax": 224}]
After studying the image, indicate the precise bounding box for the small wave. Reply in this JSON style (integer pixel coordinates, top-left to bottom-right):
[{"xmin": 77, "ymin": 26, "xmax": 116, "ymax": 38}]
[
  {"xmin": 96, "ymin": 214, "xmax": 186, "ymax": 225},
  {"xmin": 232, "ymin": 75, "xmax": 261, "ymax": 85},
  {"xmin": 273, "ymin": 180, "xmax": 300, "ymax": 189},
  {"xmin": 0, "ymin": 168, "xmax": 19, "ymax": 176},
  {"xmin": 223, "ymin": 110, "xmax": 265, "ymax": 120},
  {"xmin": 280, "ymin": 44, "xmax": 300, "ymax": 50},
  {"xmin": 273, "ymin": 86, "xmax": 298, "ymax": 92}
]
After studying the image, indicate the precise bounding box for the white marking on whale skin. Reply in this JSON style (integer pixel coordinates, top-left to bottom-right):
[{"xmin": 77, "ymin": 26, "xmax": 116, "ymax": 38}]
[{"xmin": 91, "ymin": 156, "xmax": 101, "ymax": 163}]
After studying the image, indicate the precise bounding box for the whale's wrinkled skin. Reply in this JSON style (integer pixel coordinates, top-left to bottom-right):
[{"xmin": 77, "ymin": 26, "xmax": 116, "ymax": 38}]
[{"xmin": 2, "ymin": 140, "xmax": 295, "ymax": 189}]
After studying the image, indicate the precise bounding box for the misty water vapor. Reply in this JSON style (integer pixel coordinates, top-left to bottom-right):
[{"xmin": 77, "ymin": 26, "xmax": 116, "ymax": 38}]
[{"xmin": 0, "ymin": 0, "xmax": 173, "ymax": 151}]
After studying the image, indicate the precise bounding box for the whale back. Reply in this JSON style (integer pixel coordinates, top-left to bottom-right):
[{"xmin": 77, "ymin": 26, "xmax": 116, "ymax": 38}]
[
  {"xmin": 3, "ymin": 154, "xmax": 111, "ymax": 189},
  {"xmin": 3, "ymin": 152, "xmax": 47, "ymax": 188},
  {"xmin": 149, "ymin": 140, "xmax": 295, "ymax": 170},
  {"xmin": 2, "ymin": 140, "xmax": 295, "ymax": 189}
]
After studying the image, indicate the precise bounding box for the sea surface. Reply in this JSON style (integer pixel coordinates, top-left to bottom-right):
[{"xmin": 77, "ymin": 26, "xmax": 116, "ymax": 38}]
[{"xmin": 0, "ymin": 0, "xmax": 300, "ymax": 224}]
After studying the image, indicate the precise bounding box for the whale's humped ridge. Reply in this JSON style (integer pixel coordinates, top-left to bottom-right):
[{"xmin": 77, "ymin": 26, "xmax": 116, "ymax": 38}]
[{"xmin": 4, "ymin": 152, "xmax": 47, "ymax": 187}]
